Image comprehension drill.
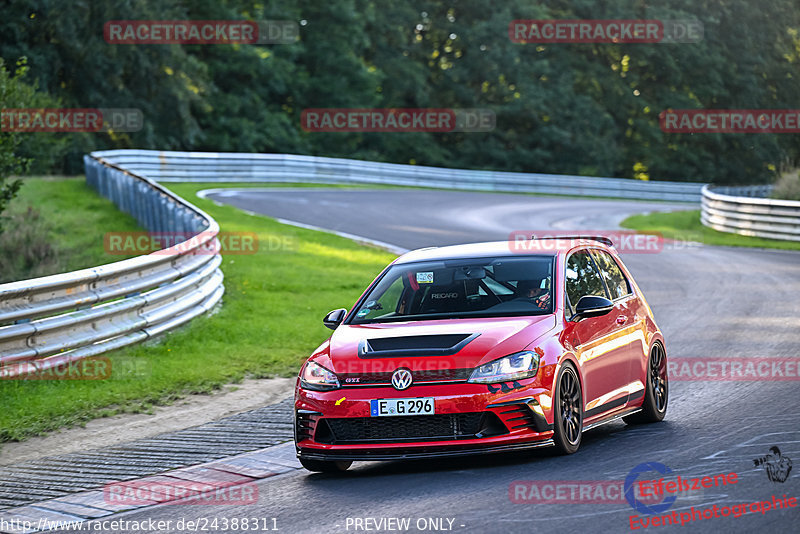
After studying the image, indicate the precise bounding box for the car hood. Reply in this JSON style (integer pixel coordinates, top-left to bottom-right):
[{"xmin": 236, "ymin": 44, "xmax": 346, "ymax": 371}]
[{"xmin": 324, "ymin": 315, "xmax": 556, "ymax": 375}]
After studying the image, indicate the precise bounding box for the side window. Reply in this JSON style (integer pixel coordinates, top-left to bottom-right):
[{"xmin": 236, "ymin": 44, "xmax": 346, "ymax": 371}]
[
  {"xmin": 565, "ymin": 250, "xmax": 608, "ymax": 307},
  {"xmin": 591, "ymin": 250, "xmax": 632, "ymax": 300},
  {"xmin": 360, "ymin": 277, "xmax": 405, "ymax": 319}
]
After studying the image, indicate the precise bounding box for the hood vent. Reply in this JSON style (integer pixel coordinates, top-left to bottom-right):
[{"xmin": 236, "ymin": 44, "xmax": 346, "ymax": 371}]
[{"xmin": 358, "ymin": 333, "xmax": 479, "ymax": 358}]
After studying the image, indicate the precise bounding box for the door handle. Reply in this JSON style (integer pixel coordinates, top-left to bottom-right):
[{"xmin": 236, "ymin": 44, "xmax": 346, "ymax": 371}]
[{"xmin": 616, "ymin": 315, "xmax": 627, "ymax": 325}]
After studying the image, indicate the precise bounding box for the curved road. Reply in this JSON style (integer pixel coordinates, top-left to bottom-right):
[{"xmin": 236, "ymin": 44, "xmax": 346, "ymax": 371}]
[{"xmin": 89, "ymin": 189, "xmax": 800, "ymax": 533}]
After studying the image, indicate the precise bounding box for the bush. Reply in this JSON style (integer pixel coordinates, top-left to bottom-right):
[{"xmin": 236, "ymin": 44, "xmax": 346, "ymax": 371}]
[
  {"xmin": 0, "ymin": 206, "xmax": 59, "ymax": 283},
  {"xmin": 0, "ymin": 57, "xmax": 67, "ymax": 232},
  {"xmin": 772, "ymin": 169, "xmax": 800, "ymax": 201}
]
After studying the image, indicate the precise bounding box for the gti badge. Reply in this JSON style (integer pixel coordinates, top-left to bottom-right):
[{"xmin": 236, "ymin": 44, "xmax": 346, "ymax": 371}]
[{"xmin": 391, "ymin": 368, "xmax": 413, "ymax": 391}]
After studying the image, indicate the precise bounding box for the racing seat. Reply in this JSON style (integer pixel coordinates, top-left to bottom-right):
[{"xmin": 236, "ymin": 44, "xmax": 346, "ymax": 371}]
[{"xmin": 418, "ymin": 282, "xmax": 468, "ymax": 314}]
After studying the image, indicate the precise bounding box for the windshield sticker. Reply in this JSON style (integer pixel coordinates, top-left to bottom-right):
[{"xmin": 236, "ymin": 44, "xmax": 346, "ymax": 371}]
[
  {"xmin": 417, "ymin": 271, "xmax": 434, "ymax": 284},
  {"xmin": 356, "ymin": 309, "xmax": 370, "ymax": 317}
]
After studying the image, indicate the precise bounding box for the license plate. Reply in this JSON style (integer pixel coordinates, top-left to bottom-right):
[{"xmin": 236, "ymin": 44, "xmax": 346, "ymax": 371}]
[{"xmin": 370, "ymin": 397, "xmax": 435, "ymax": 417}]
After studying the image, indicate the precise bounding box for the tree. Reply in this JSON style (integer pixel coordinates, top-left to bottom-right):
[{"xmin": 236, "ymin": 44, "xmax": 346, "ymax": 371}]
[
  {"xmin": 0, "ymin": 59, "xmax": 26, "ymax": 233},
  {"xmin": 0, "ymin": 56, "xmax": 66, "ymax": 232},
  {"xmin": 1, "ymin": 0, "xmax": 798, "ymax": 183}
]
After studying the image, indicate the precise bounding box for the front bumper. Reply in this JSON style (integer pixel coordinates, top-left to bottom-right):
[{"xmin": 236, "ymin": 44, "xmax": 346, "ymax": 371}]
[{"xmin": 295, "ymin": 381, "xmax": 555, "ymax": 461}]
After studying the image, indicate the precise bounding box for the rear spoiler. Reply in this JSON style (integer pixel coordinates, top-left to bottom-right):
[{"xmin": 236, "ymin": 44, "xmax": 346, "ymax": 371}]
[{"xmin": 527, "ymin": 234, "xmax": 615, "ymax": 247}]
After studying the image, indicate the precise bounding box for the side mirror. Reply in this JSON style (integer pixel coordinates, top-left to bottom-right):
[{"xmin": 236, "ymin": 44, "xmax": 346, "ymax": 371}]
[
  {"xmin": 573, "ymin": 296, "xmax": 614, "ymax": 321},
  {"xmin": 323, "ymin": 308, "xmax": 348, "ymax": 330}
]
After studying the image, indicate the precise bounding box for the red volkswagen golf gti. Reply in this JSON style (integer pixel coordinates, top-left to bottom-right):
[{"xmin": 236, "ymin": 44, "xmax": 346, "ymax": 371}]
[{"xmin": 294, "ymin": 238, "xmax": 668, "ymax": 472}]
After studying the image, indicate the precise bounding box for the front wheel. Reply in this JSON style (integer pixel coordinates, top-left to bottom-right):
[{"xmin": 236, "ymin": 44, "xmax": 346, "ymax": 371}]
[
  {"xmin": 299, "ymin": 458, "xmax": 352, "ymax": 473},
  {"xmin": 553, "ymin": 362, "xmax": 583, "ymax": 454},
  {"xmin": 625, "ymin": 342, "xmax": 668, "ymax": 424}
]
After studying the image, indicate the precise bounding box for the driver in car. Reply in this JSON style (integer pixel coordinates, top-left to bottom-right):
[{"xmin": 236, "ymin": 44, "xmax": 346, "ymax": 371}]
[{"xmin": 515, "ymin": 279, "xmax": 551, "ymax": 310}]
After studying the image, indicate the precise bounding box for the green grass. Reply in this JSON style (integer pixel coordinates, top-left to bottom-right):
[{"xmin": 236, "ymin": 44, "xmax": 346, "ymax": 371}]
[
  {"xmin": 0, "ymin": 180, "xmax": 395, "ymax": 442},
  {"xmin": 0, "ymin": 176, "xmax": 141, "ymax": 281},
  {"xmin": 621, "ymin": 209, "xmax": 800, "ymax": 250}
]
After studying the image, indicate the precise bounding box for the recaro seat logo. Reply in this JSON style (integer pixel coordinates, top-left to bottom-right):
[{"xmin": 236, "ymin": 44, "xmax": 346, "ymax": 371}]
[{"xmin": 391, "ymin": 368, "xmax": 413, "ymax": 391}]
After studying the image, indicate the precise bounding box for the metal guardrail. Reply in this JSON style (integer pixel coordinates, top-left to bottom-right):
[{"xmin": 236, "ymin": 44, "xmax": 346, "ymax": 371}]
[
  {"xmin": 0, "ymin": 147, "xmax": 708, "ymax": 377},
  {"xmin": 90, "ymin": 149, "xmax": 705, "ymax": 202},
  {"xmin": 0, "ymin": 155, "xmax": 224, "ymax": 378},
  {"xmin": 701, "ymin": 184, "xmax": 800, "ymax": 242}
]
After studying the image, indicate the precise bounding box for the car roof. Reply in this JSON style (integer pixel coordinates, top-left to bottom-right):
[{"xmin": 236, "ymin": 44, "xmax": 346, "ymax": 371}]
[{"xmin": 394, "ymin": 238, "xmax": 612, "ymax": 264}]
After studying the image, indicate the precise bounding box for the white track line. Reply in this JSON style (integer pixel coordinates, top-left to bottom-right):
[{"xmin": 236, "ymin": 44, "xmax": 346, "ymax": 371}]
[{"xmin": 197, "ymin": 188, "xmax": 409, "ymax": 255}]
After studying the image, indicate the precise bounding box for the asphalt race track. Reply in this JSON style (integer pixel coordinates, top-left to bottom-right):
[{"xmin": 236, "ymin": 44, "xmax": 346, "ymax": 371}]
[{"xmin": 69, "ymin": 189, "xmax": 800, "ymax": 533}]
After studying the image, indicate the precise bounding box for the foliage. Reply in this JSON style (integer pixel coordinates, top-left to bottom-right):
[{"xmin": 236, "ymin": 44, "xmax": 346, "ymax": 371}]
[
  {"xmin": 0, "ymin": 206, "xmax": 58, "ymax": 281},
  {"xmin": 0, "ymin": 58, "xmax": 29, "ymax": 232},
  {"xmin": 772, "ymin": 169, "xmax": 800, "ymax": 200},
  {"xmin": 0, "ymin": 57, "xmax": 68, "ymax": 231},
  {"xmin": 0, "ymin": 0, "xmax": 798, "ymax": 182}
]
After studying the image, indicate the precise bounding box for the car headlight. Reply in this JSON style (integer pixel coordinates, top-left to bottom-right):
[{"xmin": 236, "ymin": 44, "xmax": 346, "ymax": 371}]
[
  {"xmin": 468, "ymin": 351, "xmax": 540, "ymax": 384},
  {"xmin": 300, "ymin": 361, "xmax": 340, "ymax": 391}
]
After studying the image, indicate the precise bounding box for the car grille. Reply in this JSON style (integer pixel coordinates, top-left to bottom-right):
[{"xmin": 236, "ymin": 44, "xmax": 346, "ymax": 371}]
[
  {"xmin": 338, "ymin": 368, "xmax": 472, "ymax": 386},
  {"xmin": 317, "ymin": 413, "xmax": 500, "ymax": 444}
]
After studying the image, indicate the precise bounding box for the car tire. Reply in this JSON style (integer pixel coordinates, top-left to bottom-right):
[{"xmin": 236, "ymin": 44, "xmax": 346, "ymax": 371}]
[
  {"xmin": 299, "ymin": 458, "xmax": 353, "ymax": 473},
  {"xmin": 552, "ymin": 362, "xmax": 583, "ymax": 455},
  {"xmin": 624, "ymin": 342, "xmax": 668, "ymax": 424}
]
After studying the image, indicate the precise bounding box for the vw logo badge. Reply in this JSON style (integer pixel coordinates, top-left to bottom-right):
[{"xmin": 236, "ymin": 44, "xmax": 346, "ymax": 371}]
[{"xmin": 391, "ymin": 368, "xmax": 413, "ymax": 391}]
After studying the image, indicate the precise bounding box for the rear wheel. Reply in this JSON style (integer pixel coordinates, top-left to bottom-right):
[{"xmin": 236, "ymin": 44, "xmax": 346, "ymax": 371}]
[
  {"xmin": 553, "ymin": 362, "xmax": 582, "ymax": 454},
  {"xmin": 299, "ymin": 458, "xmax": 352, "ymax": 473},
  {"xmin": 625, "ymin": 343, "xmax": 668, "ymax": 424}
]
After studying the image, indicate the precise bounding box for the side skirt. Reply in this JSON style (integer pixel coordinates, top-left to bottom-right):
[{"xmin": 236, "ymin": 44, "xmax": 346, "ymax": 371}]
[{"xmin": 582, "ymin": 406, "xmax": 642, "ymax": 433}]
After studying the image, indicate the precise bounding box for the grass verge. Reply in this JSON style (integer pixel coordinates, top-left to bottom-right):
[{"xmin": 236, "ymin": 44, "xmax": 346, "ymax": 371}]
[
  {"xmin": 621, "ymin": 209, "xmax": 800, "ymax": 251},
  {"xmin": 0, "ymin": 180, "xmax": 395, "ymax": 442},
  {"xmin": 0, "ymin": 177, "xmax": 141, "ymax": 282}
]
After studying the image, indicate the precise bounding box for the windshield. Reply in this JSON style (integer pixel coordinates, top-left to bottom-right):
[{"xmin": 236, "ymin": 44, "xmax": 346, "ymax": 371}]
[{"xmin": 350, "ymin": 256, "xmax": 555, "ymax": 324}]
